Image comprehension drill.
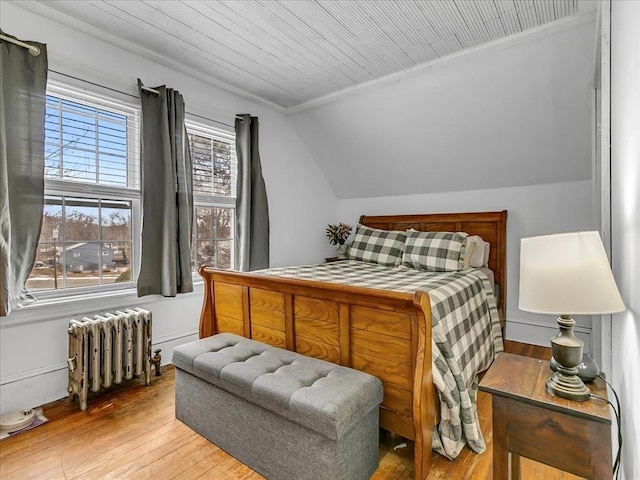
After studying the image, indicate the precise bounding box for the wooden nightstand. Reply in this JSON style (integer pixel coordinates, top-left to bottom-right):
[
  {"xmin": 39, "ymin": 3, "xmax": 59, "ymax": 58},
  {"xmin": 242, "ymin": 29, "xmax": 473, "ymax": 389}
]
[{"xmin": 479, "ymin": 353, "xmax": 612, "ymax": 480}]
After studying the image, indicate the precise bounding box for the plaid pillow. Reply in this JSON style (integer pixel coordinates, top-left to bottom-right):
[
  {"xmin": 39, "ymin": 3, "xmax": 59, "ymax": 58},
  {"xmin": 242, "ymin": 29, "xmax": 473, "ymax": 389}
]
[
  {"xmin": 402, "ymin": 230, "xmax": 468, "ymax": 272},
  {"xmin": 347, "ymin": 225, "xmax": 406, "ymax": 266}
]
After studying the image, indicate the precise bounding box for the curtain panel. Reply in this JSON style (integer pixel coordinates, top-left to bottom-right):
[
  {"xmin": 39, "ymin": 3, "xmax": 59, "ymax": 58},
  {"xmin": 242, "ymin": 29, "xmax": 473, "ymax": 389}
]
[
  {"xmin": 137, "ymin": 80, "xmax": 193, "ymax": 297},
  {"xmin": 0, "ymin": 33, "xmax": 47, "ymax": 316},
  {"xmin": 235, "ymin": 114, "xmax": 269, "ymax": 272}
]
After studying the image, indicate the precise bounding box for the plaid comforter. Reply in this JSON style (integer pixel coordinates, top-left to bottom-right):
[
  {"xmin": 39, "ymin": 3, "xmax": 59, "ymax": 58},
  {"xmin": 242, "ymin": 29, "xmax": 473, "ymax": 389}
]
[{"xmin": 258, "ymin": 260, "xmax": 503, "ymax": 459}]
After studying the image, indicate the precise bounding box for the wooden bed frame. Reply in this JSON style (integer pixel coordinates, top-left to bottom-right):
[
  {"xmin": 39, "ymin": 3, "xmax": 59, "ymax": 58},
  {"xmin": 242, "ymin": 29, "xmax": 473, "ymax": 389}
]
[{"xmin": 198, "ymin": 210, "xmax": 507, "ymax": 480}]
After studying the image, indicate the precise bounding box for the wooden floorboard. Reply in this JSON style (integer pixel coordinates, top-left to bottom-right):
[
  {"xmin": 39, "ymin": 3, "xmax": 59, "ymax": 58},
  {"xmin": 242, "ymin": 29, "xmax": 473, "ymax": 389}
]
[{"xmin": 0, "ymin": 341, "xmax": 584, "ymax": 480}]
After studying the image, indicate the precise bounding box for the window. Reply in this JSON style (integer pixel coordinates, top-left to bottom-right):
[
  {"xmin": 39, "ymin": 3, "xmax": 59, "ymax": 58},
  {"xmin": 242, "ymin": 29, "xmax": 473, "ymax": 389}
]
[
  {"xmin": 25, "ymin": 83, "xmax": 235, "ymax": 297},
  {"xmin": 188, "ymin": 123, "xmax": 237, "ymax": 271},
  {"xmin": 26, "ymin": 85, "xmax": 139, "ymax": 293}
]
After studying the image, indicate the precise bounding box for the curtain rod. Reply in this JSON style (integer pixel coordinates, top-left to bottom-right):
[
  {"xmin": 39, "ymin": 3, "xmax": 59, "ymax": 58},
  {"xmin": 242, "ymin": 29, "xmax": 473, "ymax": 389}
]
[
  {"xmin": 49, "ymin": 69, "xmax": 234, "ymax": 128},
  {"xmin": 140, "ymin": 85, "xmax": 160, "ymax": 95},
  {"xmin": 0, "ymin": 33, "xmax": 41, "ymax": 56}
]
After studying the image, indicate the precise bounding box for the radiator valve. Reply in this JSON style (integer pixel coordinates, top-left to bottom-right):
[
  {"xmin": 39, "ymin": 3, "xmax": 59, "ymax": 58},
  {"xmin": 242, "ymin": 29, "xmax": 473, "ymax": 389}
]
[{"xmin": 151, "ymin": 349, "xmax": 162, "ymax": 376}]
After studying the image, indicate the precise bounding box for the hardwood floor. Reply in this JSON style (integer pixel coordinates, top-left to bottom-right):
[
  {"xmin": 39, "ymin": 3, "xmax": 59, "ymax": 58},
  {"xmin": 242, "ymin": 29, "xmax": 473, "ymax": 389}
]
[{"xmin": 0, "ymin": 341, "xmax": 585, "ymax": 480}]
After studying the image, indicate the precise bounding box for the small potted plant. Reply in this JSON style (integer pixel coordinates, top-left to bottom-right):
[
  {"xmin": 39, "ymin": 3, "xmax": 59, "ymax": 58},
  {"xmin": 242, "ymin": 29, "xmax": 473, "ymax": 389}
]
[{"xmin": 326, "ymin": 223, "xmax": 352, "ymax": 258}]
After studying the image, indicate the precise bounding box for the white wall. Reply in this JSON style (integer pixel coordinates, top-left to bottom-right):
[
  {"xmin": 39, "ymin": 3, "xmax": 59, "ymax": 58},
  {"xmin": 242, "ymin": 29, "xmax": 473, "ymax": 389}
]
[
  {"xmin": 0, "ymin": 2, "xmax": 337, "ymax": 414},
  {"xmin": 290, "ymin": 16, "xmax": 597, "ymax": 199},
  {"xmin": 337, "ymin": 179, "xmax": 596, "ymax": 347},
  {"xmin": 610, "ymin": 1, "xmax": 640, "ymax": 478}
]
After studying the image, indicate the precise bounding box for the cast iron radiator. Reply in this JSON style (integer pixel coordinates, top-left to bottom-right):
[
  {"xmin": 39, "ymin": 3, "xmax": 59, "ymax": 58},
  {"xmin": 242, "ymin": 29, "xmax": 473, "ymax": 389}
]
[{"xmin": 67, "ymin": 307, "xmax": 152, "ymax": 411}]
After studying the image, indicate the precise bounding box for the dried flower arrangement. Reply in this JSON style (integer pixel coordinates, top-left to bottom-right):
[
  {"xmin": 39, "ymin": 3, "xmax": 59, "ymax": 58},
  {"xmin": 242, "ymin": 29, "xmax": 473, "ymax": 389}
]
[{"xmin": 326, "ymin": 223, "xmax": 352, "ymax": 246}]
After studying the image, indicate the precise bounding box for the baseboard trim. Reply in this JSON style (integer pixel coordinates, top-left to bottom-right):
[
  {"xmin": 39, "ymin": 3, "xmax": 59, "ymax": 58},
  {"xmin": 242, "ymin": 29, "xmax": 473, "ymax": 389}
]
[{"xmin": 0, "ymin": 362, "xmax": 68, "ymax": 387}]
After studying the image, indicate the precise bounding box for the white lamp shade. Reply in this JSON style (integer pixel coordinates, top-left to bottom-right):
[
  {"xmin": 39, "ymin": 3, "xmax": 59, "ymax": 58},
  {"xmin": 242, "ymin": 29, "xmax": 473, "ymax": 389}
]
[{"xmin": 519, "ymin": 231, "xmax": 625, "ymax": 315}]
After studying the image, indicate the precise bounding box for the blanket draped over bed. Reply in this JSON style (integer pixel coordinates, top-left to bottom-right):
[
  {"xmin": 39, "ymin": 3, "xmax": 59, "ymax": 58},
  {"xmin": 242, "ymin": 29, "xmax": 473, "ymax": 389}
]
[{"xmin": 258, "ymin": 260, "xmax": 503, "ymax": 459}]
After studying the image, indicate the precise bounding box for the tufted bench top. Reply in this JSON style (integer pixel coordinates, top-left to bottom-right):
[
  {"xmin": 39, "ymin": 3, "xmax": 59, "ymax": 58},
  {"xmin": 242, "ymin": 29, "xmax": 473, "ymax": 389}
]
[{"xmin": 172, "ymin": 333, "xmax": 383, "ymax": 440}]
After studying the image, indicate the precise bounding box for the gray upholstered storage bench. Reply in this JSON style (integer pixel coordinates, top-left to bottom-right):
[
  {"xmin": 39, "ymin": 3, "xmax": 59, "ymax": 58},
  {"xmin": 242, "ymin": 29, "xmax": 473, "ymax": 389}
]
[{"xmin": 172, "ymin": 333, "xmax": 383, "ymax": 480}]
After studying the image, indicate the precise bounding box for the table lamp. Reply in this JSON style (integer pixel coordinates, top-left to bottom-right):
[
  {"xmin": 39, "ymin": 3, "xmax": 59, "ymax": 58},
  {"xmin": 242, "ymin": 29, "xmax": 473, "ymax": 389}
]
[{"xmin": 519, "ymin": 231, "xmax": 625, "ymax": 401}]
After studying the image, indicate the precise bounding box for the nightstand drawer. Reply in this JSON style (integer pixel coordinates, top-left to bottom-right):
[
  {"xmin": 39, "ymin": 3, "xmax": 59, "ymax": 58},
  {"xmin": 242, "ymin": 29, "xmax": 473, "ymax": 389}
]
[{"xmin": 506, "ymin": 400, "xmax": 597, "ymax": 477}]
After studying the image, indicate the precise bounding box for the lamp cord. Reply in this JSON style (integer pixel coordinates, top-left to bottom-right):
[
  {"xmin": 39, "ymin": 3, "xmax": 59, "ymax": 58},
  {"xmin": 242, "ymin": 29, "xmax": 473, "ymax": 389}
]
[{"xmin": 590, "ymin": 373, "xmax": 622, "ymax": 480}]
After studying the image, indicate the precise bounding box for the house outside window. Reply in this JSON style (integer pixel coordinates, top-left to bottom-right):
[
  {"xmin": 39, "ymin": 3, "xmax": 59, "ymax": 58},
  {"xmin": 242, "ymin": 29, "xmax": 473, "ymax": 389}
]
[{"xmin": 187, "ymin": 123, "xmax": 237, "ymax": 271}]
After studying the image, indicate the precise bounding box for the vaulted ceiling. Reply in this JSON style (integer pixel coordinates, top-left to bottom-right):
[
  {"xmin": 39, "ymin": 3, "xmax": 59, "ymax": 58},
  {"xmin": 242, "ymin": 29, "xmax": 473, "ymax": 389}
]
[{"xmin": 15, "ymin": 0, "xmax": 582, "ymax": 110}]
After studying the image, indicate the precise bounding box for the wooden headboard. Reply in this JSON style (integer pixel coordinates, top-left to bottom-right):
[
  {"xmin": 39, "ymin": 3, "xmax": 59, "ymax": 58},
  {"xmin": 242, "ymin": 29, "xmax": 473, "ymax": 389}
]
[{"xmin": 359, "ymin": 210, "xmax": 508, "ymax": 331}]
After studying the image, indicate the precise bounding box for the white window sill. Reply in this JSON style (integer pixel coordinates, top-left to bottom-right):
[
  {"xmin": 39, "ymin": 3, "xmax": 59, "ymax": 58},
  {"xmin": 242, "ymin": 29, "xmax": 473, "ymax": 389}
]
[{"xmin": 2, "ymin": 279, "xmax": 204, "ymax": 328}]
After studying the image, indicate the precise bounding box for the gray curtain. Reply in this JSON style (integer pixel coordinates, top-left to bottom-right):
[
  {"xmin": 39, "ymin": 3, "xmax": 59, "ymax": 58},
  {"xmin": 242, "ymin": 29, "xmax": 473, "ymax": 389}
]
[
  {"xmin": 137, "ymin": 80, "xmax": 193, "ymax": 297},
  {"xmin": 235, "ymin": 114, "xmax": 269, "ymax": 271},
  {"xmin": 0, "ymin": 33, "xmax": 47, "ymax": 316}
]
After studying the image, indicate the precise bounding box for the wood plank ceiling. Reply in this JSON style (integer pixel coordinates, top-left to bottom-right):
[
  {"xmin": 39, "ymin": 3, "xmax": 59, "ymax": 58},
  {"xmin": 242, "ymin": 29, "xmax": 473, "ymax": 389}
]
[{"xmin": 26, "ymin": 0, "xmax": 578, "ymax": 109}]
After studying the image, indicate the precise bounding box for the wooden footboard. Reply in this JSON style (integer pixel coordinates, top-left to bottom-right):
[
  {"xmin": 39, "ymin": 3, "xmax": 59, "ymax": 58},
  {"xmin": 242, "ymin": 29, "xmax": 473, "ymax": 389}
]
[{"xmin": 199, "ymin": 267, "xmax": 436, "ymax": 480}]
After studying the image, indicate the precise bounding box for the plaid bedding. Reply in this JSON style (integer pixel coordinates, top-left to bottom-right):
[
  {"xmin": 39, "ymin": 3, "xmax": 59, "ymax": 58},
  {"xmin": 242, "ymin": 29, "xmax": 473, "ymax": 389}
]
[{"xmin": 258, "ymin": 260, "xmax": 503, "ymax": 459}]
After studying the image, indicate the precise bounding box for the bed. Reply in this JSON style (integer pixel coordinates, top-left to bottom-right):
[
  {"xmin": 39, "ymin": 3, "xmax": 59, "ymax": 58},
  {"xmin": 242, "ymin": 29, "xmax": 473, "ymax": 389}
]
[{"xmin": 198, "ymin": 210, "xmax": 507, "ymax": 480}]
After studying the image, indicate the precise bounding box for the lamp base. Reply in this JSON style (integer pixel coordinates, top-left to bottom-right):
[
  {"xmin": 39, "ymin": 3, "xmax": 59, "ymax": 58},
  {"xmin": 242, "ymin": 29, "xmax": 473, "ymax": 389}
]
[
  {"xmin": 546, "ymin": 368, "xmax": 590, "ymax": 402},
  {"xmin": 546, "ymin": 314, "xmax": 591, "ymax": 402}
]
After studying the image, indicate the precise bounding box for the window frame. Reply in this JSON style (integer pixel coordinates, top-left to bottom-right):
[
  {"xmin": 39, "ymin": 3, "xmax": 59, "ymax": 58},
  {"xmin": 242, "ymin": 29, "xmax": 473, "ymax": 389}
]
[
  {"xmin": 30, "ymin": 82, "xmax": 142, "ymax": 302},
  {"xmin": 22, "ymin": 83, "xmax": 238, "ymax": 307},
  {"xmin": 186, "ymin": 119, "xmax": 237, "ymax": 274}
]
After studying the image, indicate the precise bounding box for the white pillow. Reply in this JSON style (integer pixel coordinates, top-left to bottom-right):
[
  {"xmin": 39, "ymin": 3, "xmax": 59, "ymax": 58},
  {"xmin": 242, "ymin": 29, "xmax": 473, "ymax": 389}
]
[
  {"xmin": 464, "ymin": 235, "xmax": 490, "ymax": 268},
  {"xmin": 462, "ymin": 240, "xmax": 477, "ymax": 268},
  {"xmin": 483, "ymin": 241, "xmax": 490, "ymax": 267}
]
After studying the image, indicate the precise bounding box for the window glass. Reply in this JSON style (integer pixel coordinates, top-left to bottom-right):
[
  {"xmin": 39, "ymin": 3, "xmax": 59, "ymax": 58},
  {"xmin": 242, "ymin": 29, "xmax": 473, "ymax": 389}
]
[
  {"xmin": 190, "ymin": 133, "xmax": 235, "ymax": 198},
  {"xmin": 188, "ymin": 126, "xmax": 236, "ymax": 271},
  {"xmin": 27, "ymin": 89, "xmax": 138, "ymax": 293},
  {"xmin": 45, "ymin": 95, "xmax": 130, "ymax": 187},
  {"xmin": 28, "ymin": 196, "xmax": 133, "ymax": 291},
  {"xmin": 194, "ymin": 206, "xmax": 234, "ymax": 269}
]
